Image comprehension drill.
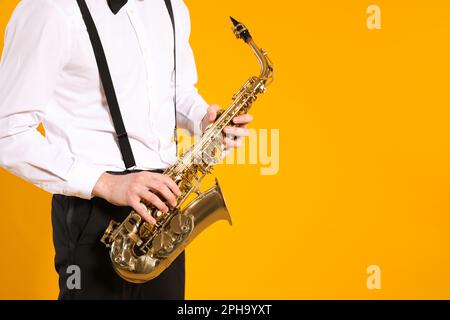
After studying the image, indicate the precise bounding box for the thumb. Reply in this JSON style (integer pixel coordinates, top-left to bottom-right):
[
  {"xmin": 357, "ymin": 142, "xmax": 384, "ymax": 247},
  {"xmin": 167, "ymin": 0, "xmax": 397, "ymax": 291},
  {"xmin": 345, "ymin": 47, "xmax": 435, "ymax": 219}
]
[{"xmin": 208, "ymin": 104, "xmax": 220, "ymax": 122}]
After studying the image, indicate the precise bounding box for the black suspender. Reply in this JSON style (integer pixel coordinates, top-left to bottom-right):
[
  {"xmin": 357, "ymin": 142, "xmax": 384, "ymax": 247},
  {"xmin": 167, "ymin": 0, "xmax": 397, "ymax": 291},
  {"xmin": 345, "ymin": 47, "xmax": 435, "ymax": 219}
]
[
  {"xmin": 163, "ymin": 0, "xmax": 178, "ymax": 155},
  {"xmin": 76, "ymin": 0, "xmax": 135, "ymax": 169},
  {"xmin": 75, "ymin": 0, "xmax": 177, "ymax": 169}
]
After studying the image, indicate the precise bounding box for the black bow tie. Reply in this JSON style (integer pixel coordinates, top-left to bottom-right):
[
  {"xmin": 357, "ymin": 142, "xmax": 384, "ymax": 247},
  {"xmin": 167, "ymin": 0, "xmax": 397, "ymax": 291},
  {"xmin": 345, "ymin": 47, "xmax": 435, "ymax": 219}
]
[{"xmin": 107, "ymin": 0, "xmax": 128, "ymax": 14}]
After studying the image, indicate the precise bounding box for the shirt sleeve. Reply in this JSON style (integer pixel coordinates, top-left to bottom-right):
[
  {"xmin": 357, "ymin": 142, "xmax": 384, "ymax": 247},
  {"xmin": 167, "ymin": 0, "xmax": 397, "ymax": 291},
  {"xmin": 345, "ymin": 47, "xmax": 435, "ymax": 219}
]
[
  {"xmin": 174, "ymin": 0, "xmax": 209, "ymax": 137},
  {"xmin": 0, "ymin": 0, "xmax": 105, "ymax": 199}
]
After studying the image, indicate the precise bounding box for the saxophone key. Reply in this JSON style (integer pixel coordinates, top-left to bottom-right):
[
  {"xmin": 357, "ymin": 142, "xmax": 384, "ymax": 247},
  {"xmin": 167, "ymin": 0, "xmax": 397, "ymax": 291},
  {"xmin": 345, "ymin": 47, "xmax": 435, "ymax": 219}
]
[
  {"xmin": 152, "ymin": 231, "xmax": 176, "ymax": 255},
  {"xmin": 170, "ymin": 213, "xmax": 194, "ymax": 235}
]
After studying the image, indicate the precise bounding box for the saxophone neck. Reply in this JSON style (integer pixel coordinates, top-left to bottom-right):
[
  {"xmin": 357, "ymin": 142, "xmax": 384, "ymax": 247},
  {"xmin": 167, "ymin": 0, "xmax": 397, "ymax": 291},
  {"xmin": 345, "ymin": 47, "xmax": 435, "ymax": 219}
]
[
  {"xmin": 249, "ymin": 38, "xmax": 274, "ymax": 85},
  {"xmin": 230, "ymin": 17, "xmax": 274, "ymax": 85}
]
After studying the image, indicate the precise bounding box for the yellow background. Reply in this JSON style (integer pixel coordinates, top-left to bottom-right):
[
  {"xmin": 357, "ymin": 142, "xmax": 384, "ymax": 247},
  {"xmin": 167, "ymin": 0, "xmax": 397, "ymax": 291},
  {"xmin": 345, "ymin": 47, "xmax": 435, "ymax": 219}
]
[{"xmin": 1, "ymin": 0, "xmax": 450, "ymax": 299}]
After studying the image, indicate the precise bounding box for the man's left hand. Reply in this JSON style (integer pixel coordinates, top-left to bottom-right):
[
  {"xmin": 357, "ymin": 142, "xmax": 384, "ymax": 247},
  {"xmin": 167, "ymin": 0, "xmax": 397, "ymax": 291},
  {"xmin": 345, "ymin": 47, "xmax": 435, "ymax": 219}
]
[{"xmin": 201, "ymin": 104, "xmax": 253, "ymax": 149}]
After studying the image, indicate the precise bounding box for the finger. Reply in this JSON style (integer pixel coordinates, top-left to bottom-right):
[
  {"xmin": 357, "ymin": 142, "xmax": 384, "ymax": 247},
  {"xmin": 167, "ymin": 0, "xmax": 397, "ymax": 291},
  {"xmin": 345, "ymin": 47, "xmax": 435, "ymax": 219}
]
[
  {"xmin": 139, "ymin": 190, "xmax": 169, "ymax": 214},
  {"xmin": 141, "ymin": 172, "xmax": 181, "ymax": 196},
  {"xmin": 132, "ymin": 199, "xmax": 157, "ymax": 225},
  {"xmin": 224, "ymin": 136, "xmax": 243, "ymax": 148},
  {"xmin": 148, "ymin": 183, "xmax": 178, "ymax": 207},
  {"xmin": 223, "ymin": 126, "xmax": 249, "ymax": 137},
  {"xmin": 233, "ymin": 114, "xmax": 253, "ymax": 125},
  {"xmin": 159, "ymin": 174, "xmax": 182, "ymax": 197},
  {"xmin": 208, "ymin": 104, "xmax": 221, "ymax": 122}
]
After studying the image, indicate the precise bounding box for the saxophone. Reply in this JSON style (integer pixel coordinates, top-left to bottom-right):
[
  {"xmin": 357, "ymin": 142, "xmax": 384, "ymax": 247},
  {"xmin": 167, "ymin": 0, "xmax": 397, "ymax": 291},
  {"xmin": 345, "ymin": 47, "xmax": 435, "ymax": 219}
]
[{"xmin": 100, "ymin": 17, "xmax": 274, "ymax": 283}]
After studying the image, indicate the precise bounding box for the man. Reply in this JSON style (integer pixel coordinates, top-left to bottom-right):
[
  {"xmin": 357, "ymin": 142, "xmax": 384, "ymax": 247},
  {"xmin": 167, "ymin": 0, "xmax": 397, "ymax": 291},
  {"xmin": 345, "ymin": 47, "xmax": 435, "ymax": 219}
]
[{"xmin": 0, "ymin": 0, "xmax": 252, "ymax": 299}]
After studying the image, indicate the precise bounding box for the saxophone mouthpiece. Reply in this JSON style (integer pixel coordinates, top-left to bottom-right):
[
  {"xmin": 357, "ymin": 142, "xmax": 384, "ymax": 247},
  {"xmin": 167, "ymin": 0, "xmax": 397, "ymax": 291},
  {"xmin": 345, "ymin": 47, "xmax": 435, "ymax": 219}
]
[
  {"xmin": 230, "ymin": 16, "xmax": 252, "ymax": 43},
  {"xmin": 229, "ymin": 16, "xmax": 239, "ymax": 27}
]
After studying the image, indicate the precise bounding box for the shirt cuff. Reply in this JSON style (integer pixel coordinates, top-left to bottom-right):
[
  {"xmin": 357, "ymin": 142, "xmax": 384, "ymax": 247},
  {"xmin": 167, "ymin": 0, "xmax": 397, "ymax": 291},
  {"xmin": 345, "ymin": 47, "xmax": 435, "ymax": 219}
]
[{"xmin": 64, "ymin": 159, "xmax": 105, "ymax": 199}]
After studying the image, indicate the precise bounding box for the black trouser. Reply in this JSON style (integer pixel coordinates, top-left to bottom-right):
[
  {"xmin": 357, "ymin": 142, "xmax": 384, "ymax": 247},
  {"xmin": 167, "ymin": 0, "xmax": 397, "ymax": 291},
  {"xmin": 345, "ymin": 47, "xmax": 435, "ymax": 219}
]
[{"xmin": 51, "ymin": 171, "xmax": 185, "ymax": 300}]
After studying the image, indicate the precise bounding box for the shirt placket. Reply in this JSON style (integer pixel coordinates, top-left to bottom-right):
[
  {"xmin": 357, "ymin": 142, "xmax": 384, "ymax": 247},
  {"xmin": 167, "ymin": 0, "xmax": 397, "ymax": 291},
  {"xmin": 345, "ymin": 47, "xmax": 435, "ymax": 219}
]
[{"xmin": 125, "ymin": 2, "xmax": 155, "ymax": 128}]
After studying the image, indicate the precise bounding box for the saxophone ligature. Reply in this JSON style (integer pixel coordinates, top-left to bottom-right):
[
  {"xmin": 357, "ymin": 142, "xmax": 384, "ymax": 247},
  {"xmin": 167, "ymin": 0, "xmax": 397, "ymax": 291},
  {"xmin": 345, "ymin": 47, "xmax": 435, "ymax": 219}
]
[{"xmin": 100, "ymin": 17, "xmax": 274, "ymax": 283}]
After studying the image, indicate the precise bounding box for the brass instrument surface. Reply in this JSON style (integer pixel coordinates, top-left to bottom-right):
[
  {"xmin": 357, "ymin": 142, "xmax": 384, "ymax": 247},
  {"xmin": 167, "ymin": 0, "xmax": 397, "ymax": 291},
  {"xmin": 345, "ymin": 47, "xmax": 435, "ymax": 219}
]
[{"xmin": 101, "ymin": 17, "xmax": 274, "ymax": 283}]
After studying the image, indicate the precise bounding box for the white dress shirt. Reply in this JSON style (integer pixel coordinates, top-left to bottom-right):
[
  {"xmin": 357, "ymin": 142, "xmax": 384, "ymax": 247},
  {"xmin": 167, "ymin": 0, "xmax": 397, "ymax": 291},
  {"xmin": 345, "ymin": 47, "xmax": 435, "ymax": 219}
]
[{"xmin": 0, "ymin": 0, "xmax": 208, "ymax": 199}]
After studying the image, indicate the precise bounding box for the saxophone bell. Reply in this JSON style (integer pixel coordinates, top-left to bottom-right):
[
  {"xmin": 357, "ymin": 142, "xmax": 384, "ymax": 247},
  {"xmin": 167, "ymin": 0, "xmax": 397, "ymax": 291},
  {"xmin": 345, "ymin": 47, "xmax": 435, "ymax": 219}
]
[{"xmin": 108, "ymin": 179, "xmax": 231, "ymax": 283}]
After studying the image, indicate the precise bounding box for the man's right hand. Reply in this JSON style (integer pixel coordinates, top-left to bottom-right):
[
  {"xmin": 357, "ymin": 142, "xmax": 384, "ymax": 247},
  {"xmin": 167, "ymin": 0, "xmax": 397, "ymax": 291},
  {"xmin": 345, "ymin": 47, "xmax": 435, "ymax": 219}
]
[{"xmin": 92, "ymin": 172, "xmax": 182, "ymax": 224}]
